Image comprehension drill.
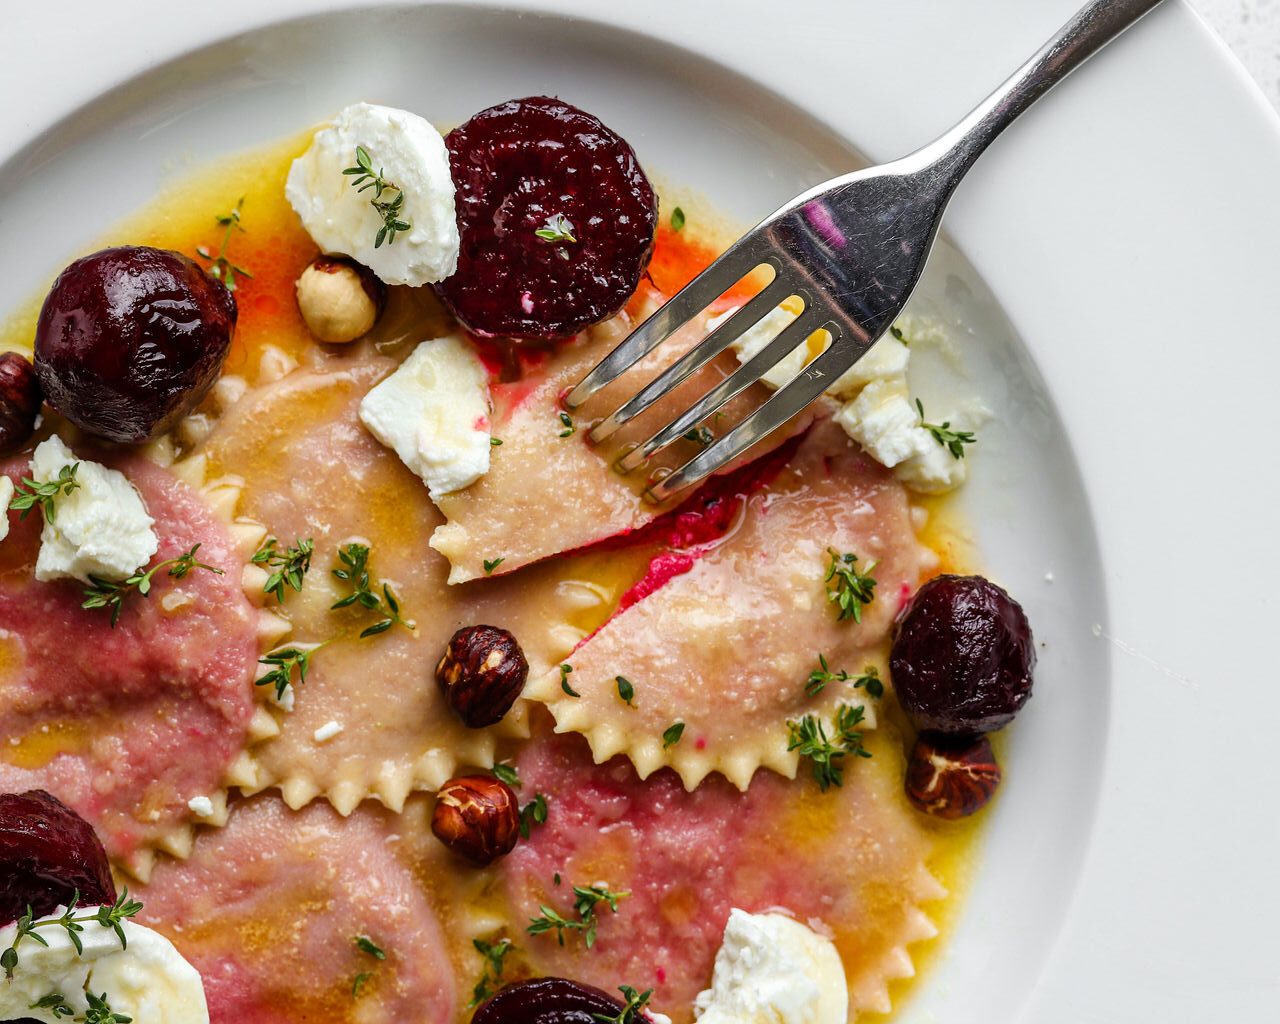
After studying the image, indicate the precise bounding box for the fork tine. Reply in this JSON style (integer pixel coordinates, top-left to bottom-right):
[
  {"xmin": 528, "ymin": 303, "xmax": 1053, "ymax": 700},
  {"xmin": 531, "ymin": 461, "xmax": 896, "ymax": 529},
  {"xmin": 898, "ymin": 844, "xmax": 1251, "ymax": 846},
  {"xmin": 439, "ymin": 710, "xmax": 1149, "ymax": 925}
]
[
  {"xmin": 564, "ymin": 236, "xmax": 768, "ymax": 409},
  {"xmin": 646, "ymin": 324, "xmax": 863, "ymax": 503},
  {"xmin": 615, "ymin": 304, "xmax": 828, "ymax": 474},
  {"xmin": 588, "ymin": 274, "xmax": 795, "ymax": 444}
]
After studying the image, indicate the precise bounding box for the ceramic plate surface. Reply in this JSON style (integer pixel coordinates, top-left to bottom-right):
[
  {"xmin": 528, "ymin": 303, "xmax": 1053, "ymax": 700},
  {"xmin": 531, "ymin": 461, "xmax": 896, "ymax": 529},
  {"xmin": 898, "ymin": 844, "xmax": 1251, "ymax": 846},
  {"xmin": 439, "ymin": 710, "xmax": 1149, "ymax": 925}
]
[{"xmin": 1, "ymin": 1, "xmax": 1277, "ymax": 1020}]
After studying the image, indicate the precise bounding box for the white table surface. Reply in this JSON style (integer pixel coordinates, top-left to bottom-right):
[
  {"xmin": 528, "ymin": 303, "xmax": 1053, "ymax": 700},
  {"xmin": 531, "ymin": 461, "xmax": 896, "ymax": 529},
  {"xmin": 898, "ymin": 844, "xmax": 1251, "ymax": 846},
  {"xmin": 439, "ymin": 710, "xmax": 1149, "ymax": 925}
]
[{"xmin": 1194, "ymin": 0, "xmax": 1280, "ymax": 106}]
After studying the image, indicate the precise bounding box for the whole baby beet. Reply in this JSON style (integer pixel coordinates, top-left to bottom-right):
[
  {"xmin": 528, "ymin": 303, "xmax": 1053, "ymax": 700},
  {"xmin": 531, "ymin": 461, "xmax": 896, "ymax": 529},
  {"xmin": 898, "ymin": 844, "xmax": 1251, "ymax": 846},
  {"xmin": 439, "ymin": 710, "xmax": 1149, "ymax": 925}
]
[
  {"xmin": 890, "ymin": 574, "xmax": 1035, "ymax": 736},
  {"xmin": 437, "ymin": 96, "xmax": 658, "ymax": 340},
  {"xmin": 473, "ymin": 978, "xmax": 629, "ymax": 1024},
  {"xmin": 35, "ymin": 246, "xmax": 236, "ymax": 443},
  {"xmin": 0, "ymin": 790, "xmax": 116, "ymax": 927}
]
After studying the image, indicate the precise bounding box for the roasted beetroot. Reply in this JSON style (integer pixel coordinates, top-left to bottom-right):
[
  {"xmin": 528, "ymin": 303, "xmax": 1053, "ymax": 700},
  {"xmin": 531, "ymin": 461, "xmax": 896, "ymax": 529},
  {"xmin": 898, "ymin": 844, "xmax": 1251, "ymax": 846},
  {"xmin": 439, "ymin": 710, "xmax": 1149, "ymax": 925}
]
[
  {"xmin": 437, "ymin": 96, "xmax": 658, "ymax": 340},
  {"xmin": 473, "ymin": 978, "xmax": 629, "ymax": 1024},
  {"xmin": 890, "ymin": 574, "xmax": 1035, "ymax": 735},
  {"xmin": 35, "ymin": 245, "xmax": 236, "ymax": 443},
  {"xmin": 0, "ymin": 790, "xmax": 116, "ymax": 927}
]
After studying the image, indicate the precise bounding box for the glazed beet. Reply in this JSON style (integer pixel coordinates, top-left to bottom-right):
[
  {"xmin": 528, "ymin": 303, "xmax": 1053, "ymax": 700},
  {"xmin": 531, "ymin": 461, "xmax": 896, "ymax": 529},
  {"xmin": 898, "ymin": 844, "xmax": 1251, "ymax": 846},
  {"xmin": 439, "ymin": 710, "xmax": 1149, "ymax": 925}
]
[
  {"xmin": 473, "ymin": 978, "xmax": 626, "ymax": 1024},
  {"xmin": 437, "ymin": 96, "xmax": 658, "ymax": 340},
  {"xmin": 0, "ymin": 790, "xmax": 116, "ymax": 927},
  {"xmin": 35, "ymin": 245, "xmax": 236, "ymax": 443},
  {"xmin": 890, "ymin": 574, "xmax": 1035, "ymax": 735}
]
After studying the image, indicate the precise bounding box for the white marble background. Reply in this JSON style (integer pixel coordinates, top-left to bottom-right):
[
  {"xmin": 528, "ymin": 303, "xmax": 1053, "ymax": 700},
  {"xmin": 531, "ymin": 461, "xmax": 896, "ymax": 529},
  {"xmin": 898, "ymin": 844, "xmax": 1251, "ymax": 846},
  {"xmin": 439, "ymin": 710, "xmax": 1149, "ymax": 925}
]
[{"xmin": 1195, "ymin": 0, "xmax": 1280, "ymax": 108}]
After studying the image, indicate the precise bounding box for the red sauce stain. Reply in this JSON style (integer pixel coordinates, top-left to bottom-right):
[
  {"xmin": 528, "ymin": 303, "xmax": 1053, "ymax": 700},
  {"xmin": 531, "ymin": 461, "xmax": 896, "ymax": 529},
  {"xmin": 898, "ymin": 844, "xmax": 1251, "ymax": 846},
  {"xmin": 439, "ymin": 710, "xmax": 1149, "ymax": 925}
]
[{"xmin": 694, "ymin": 737, "xmax": 707, "ymax": 752}]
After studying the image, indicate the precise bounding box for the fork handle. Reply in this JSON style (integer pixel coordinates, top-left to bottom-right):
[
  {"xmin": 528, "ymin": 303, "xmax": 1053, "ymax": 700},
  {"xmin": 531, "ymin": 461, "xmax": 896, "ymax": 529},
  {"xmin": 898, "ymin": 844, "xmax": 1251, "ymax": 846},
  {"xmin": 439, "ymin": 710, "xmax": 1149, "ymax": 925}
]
[{"xmin": 918, "ymin": 0, "xmax": 1167, "ymax": 183}]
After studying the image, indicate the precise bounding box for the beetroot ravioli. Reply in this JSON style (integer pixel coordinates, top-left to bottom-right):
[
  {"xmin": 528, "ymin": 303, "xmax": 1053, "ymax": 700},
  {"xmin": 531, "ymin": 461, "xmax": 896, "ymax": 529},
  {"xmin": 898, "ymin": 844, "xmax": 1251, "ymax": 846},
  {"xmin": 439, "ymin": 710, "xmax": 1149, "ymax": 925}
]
[{"xmin": 0, "ymin": 92, "xmax": 1031, "ymax": 1024}]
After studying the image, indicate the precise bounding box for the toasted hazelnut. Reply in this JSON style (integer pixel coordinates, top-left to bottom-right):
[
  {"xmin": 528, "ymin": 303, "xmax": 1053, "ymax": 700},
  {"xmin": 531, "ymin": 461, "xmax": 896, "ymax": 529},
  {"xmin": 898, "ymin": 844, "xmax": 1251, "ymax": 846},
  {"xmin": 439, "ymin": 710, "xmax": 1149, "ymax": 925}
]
[
  {"xmin": 436, "ymin": 625, "xmax": 529, "ymax": 728},
  {"xmin": 905, "ymin": 733, "xmax": 1001, "ymax": 820},
  {"xmin": 295, "ymin": 255, "xmax": 386, "ymax": 344},
  {"xmin": 0, "ymin": 352, "xmax": 42, "ymax": 455},
  {"xmin": 432, "ymin": 775, "xmax": 520, "ymax": 865}
]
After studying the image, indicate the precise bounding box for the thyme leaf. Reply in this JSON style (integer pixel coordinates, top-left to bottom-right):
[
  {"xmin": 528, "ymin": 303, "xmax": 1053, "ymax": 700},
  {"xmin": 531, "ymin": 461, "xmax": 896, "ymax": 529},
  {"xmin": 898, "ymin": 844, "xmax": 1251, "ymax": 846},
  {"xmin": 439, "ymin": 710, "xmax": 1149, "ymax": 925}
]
[
  {"xmin": 670, "ymin": 206, "xmax": 686, "ymax": 232},
  {"xmin": 82, "ymin": 544, "xmax": 224, "ymax": 627},
  {"xmin": 824, "ymin": 550, "xmax": 878, "ymax": 624},
  {"xmin": 662, "ymin": 721, "xmax": 685, "ymax": 749},
  {"xmin": 9, "ymin": 464, "xmax": 80, "ymax": 523},
  {"xmin": 518, "ymin": 794, "xmax": 549, "ymax": 840},
  {"xmin": 916, "ymin": 399, "xmax": 976, "ymax": 460},
  {"xmin": 535, "ymin": 213, "xmax": 576, "ymax": 244},
  {"xmin": 615, "ymin": 676, "xmax": 636, "ymax": 707},
  {"xmin": 559, "ymin": 664, "xmax": 580, "ymax": 698},
  {"xmin": 251, "ymin": 536, "xmax": 313, "ymax": 603}
]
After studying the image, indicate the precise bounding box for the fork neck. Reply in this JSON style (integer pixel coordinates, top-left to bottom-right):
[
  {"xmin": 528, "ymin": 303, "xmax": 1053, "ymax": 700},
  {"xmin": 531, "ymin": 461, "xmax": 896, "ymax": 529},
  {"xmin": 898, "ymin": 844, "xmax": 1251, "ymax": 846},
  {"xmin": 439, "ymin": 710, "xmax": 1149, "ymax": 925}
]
[{"xmin": 906, "ymin": 0, "xmax": 1166, "ymax": 191}]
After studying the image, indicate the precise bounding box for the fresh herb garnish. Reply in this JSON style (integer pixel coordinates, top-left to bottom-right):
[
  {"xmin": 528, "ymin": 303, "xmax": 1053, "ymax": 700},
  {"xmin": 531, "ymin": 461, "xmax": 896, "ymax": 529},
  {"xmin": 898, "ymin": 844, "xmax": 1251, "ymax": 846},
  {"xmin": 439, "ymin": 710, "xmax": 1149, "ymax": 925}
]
[
  {"xmin": 331, "ymin": 543, "xmax": 414, "ymax": 637},
  {"xmin": 915, "ymin": 399, "xmax": 976, "ymax": 460},
  {"xmin": 354, "ymin": 935, "xmax": 386, "ymax": 960},
  {"xmin": 81, "ymin": 993, "xmax": 132, "ymax": 1024},
  {"xmin": 824, "ymin": 550, "xmax": 878, "ymax": 624},
  {"xmin": 535, "ymin": 213, "xmax": 577, "ymax": 244},
  {"xmin": 615, "ymin": 676, "xmax": 636, "ymax": 707},
  {"xmin": 252, "ymin": 537, "xmax": 313, "ymax": 603},
  {"xmin": 527, "ymin": 883, "xmax": 629, "ymax": 949},
  {"xmin": 2, "ymin": 889, "xmax": 143, "ymax": 981},
  {"xmin": 490, "ymin": 437, "xmax": 504, "ymax": 447},
  {"xmin": 9, "ymin": 464, "xmax": 80, "ymax": 523},
  {"xmin": 31, "ymin": 993, "xmax": 75, "ymax": 1019},
  {"xmin": 889, "ymin": 324, "xmax": 908, "ymax": 345},
  {"xmin": 351, "ymin": 935, "xmax": 387, "ymax": 999},
  {"xmin": 196, "ymin": 198, "xmax": 252, "ymax": 292},
  {"xmin": 559, "ymin": 664, "xmax": 580, "ymax": 698},
  {"xmin": 670, "ymin": 206, "xmax": 686, "ymax": 232},
  {"xmin": 806, "ymin": 655, "xmax": 884, "ymax": 698},
  {"xmin": 662, "ymin": 721, "xmax": 685, "ymax": 749},
  {"xmin": 468, "ymin": 937, "xmax": 516, "ymax": 1008},
  {"xmin": 519, "ymin": 794, "xmax": 549, "ymax": 839},
  {"xmin": 256, "ymin": 641, "xmax": 331, "ymax": 701},
  {"xmin": 343, "ymin": 146, "xmax": 413, "ymax": 247},
  {"xmin": 593, "ymin": 986, "xmax": 654, "ymax": 1024},
  {"xmin": 558, "ymin": 411, "xmax": 576, "ymax": 438},
  {"xmin": 483, "ymin": 557, "xmax": 505, "ymax": 575},
  {"xmin": 682, "ymin": 426, "xmax": 714, "ymax": 445},
  {"xmin": 492, "ymin": 763, "xmax": 521, "ymax": 789},
  {"xmin": 786, "ymin": 704, "xmax": 871, "ymax": 791},
  {"xmin": 82, "ymin": 545, "xmax": 224, "ymax": 627}
]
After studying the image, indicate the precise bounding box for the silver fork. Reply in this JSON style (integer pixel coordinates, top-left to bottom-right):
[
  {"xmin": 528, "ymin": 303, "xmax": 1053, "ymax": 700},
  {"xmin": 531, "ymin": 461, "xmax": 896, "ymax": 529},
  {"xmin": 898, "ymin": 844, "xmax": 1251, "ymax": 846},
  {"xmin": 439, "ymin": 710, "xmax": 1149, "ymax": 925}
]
[{"xmin": 567, "ymin": 0, "xmax": 1165, "ymax": 502}]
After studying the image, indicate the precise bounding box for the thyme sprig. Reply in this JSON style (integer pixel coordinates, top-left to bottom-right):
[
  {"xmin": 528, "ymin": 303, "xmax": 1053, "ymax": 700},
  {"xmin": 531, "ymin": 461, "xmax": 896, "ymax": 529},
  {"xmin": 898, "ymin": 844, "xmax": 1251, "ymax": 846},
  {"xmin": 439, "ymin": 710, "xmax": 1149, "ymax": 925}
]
[
  {"xmin": 2, "ymin": 889, "xmax": 143, "ymax": 981},
  {"xmin": 256, "ymin": 640, "xmax": 333, "ymax": 701},
  {"xmin": 806, "ymin": 655, "xmax": 885, "ymax": 699},
  {"xmin": 343, "ymin": 146, "xmax": 412, "ymax": 248},
  {"xmin": 824, "ymin": 550, "xmax": 878, "ymax": 624},
  {"xmin": 82, "ymin": 545, "xmax": 224, "ymax": 627},
  {"xmin": 786, "ymin": 704, "xmax": 871, "ymax": 792},
  {"xmin": 196, "ymin": 198, "xmax": 252, "ymax": 292},
  {"xmin": 468, "ymin": 937, "xmax": 516, "ymax": 1008},
  {"xmin": 32, "ymin": 992, "xmax": 132, "ymax": 1024},
  {"xmin": 519, "ymin": 794, "xmax": 549, "ymax": 839},
  {"xmin": 593, "ymin": 986, "xmax": 655, "ymax": 1024},
  {"xmin": 535, "ymin": 213, "xmax": 577, "ymax": 244},
  {"xmin": 527, "ymin": 883, "xmax": 629, "ymax": 949},
  {"xmin": 252, "ymin": 537, "xmax": 314, "ymax": 603},
  {"xmin": 915, "ymin": 399, "xmax": 976, "ymax": 460},
  {"xmin": 331, "ymin": 543, "xmax": 414, "ymax": 638},
  {"xmin": 9, "ymin": 464, "xmax": 80, "ymax": 523}
]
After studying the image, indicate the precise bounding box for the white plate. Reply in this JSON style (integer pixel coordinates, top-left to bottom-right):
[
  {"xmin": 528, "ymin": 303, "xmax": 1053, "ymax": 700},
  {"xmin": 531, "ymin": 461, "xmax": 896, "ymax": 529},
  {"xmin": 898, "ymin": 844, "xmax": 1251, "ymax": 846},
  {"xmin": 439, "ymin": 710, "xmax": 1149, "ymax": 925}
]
[{"xmin": 2, "ymin": 2, "xmax": 1277, "ymax": 1020}]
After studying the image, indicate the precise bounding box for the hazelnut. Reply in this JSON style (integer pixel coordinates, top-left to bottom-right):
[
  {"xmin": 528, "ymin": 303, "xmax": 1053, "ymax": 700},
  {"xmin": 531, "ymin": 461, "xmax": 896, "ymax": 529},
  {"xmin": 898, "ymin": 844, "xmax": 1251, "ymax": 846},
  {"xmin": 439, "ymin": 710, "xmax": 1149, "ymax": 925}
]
[
  {"xmin": 436, "ymin": 625, "xmax": 529, "ymax": 728},
  {"xmin": 432, "ymin": 774, "xmax": 520, "ymax": 865},
  {"xmin": 0, "ymin": 352, "xmax": 42, "ymax": 454},
  {"xmin": 905, "ymin": 733, "xmax": 1001, "ymax": 820},
  {"xmin": 295, "ymin": 255, "xmax": 386, "ymax": 343}
]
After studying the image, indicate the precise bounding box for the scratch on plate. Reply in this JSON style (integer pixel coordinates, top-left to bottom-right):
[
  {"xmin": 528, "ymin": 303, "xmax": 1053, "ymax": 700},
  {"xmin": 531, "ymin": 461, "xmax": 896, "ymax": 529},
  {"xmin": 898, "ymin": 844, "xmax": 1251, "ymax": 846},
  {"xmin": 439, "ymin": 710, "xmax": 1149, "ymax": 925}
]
[{"xmin": 1090, "ymin": 623, "xmax": 1196, "ymax": 689}]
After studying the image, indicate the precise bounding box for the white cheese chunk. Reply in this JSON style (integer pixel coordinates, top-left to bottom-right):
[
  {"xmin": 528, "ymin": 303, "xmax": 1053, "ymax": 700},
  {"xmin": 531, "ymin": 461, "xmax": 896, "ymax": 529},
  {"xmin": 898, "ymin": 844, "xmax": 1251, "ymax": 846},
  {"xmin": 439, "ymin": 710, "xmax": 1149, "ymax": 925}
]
[
  {"xmin": 832, "ymin": 377, "xmax": 930, "ymax": 469},
  {"xmin": 187, "ymin": 795, "xmax": 215, "ymax": 818},
  {"xmin": 29, "ymin": 436, "xmax": 158, "ymax": 584},
  {"xmin": 0, "ymin": 476, "xmax": 12, "ymax": 542},
  {"xmin": 313, "ymin": 720, "xmax": 344, "ymax": 743},
  {"xmin": 893, "ymin": 434, "xmax": 969, "ymax": 494},
  {"xmin": 286, "ymin": 102, "xmax": 459, "ymax": 286},
  {"xmin": 694, "ymin": 909, "xmax": 847, "ymax": 1024},
  {"xmin": 0, "ymin": 908, "xmax": 209, "ymax": 1024},
  {"xmin": 359, "ymin": 335, "xmax": 492, "ymax": 500}
]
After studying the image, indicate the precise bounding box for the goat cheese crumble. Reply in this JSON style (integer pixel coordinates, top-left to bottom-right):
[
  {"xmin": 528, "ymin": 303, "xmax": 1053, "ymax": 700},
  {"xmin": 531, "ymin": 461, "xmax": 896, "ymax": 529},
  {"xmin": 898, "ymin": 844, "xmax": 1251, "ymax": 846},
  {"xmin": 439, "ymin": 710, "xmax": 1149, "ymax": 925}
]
[{"xmin": 28, "ymin": 436, "xmax": 158, "ymax": 584}]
